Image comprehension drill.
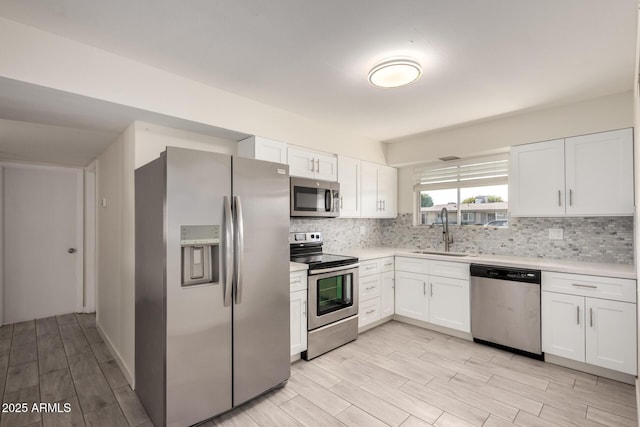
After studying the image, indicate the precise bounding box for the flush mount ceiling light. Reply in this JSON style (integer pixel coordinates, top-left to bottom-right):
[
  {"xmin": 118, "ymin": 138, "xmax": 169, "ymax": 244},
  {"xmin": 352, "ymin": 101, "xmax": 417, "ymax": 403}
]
[{"xmin": 368, "ymin": 58, "xmax": 422, "ymax": 88}]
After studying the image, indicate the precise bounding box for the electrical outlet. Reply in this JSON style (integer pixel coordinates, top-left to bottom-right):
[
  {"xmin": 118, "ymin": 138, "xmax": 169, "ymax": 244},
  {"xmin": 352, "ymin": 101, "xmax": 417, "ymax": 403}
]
[
  {"xmin": 359, "ymin": 226, "xmax": 366, "ymax": 235},
  {"xmin": 548, "ymin": 228, "xmax": 563, "ymax": 240}
]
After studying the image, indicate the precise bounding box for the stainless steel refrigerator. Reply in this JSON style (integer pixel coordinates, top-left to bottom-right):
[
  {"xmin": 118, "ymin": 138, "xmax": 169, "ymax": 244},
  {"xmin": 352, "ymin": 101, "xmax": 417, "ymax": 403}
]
[{"xmin": 135, "ymin": 147, "xmax": 290, "ymax": 427}]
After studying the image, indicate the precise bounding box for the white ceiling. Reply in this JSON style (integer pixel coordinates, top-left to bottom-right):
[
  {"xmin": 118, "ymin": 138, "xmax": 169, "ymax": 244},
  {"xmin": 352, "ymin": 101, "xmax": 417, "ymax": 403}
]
[{"xmin": 0, "ymin": 0, "xmax": 637, "ymax": 164}]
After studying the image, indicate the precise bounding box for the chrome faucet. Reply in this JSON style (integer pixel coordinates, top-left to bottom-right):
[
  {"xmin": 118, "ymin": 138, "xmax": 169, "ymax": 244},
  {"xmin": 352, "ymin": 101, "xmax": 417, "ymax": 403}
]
[{"xmin": 441, "ymin": 207, "xmax": 453, "ymax": 252}]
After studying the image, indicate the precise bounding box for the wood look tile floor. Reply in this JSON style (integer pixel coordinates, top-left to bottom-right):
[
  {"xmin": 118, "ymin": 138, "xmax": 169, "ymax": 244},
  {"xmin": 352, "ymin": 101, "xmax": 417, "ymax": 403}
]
[
  {"xmin": 0, "ymin": 313, "xmax": 151, "ymax": 427},
  {"xmin": 207, "ymin": 321, "xmax": 638, "ymax": 427},
  {"xmin": 4, "ymin": 316, "xmax": 635, "ymax": 426}
]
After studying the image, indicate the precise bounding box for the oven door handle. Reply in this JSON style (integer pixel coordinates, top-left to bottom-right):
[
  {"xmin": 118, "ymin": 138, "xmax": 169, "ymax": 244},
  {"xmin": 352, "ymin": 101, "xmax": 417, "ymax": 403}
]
[{"xmin": 309, "ymin": 263, "xmax": 360, "ymax": 275}]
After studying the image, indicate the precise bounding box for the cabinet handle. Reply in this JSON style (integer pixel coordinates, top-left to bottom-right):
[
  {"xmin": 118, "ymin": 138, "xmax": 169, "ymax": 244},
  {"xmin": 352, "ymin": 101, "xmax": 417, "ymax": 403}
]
[
  {"xmin": 430, "ymin": 283, "xmax": 433, "ymax": 297},
  {"xmin": 315, "ymin": 158, "xmax": 320, "ymax": 173},
  {"xmin": 340, "ymin": 196, "xmax": 343, "ymax": 209},
  {"xmin": 309, "ymin": 158, "xmax": 315, "ymax": 172},
  {"xmin": 366, "ymin": 309, "xmax": 376, "ymax": 315},
  {"xmin": 590, "ymin": 307, "xmax": 593, "ymax": 327},
  {"xmin": 392, "ymin": 278, "xmax": 395, "ymax": 289},
  {"xmin": 365, "ymin": 286, "xmax": 376, "ymax": 290},
  {"xmin": 423, "ymin": 282, "xmax": 426, "ymax": 295},
  {"xmin": 303, "ymin": 300, "xmax": 306, "ymax": 317},
  {"xmin": 383, "ymin": 200, "xmax": 386, "ymax": 211},
  {"xmin": 558, "ymin": 190, "xmax": 561, "ymax": 207},
  {"xmin": 569, "ymin": 189, "xmax": 573, "ymax": 206},
  {"xmin": 576, "ymin": 306, "xmax": 579, "ymax": 325},
  {"xmin": 571, "ymin": 283, "xmax": 598, "ymax": 289}
]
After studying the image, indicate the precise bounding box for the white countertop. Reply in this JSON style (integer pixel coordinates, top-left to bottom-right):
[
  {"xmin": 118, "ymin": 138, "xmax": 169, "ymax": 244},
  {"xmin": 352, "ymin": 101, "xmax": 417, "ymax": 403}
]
[
  {"xmin": 289, "ymin": 262, "xmax": 308, "ymax": 272},
  {"xmin": 335, "ymin": 247, "xmax": 636, "ymax": 280}
]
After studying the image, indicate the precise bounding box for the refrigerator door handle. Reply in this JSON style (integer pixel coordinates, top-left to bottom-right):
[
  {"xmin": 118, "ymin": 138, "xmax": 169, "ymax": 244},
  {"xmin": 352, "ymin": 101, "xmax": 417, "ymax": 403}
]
[
  {"xmin": 233, "ymin": 195, "xmax": 245, "ymax": 304},
  {"xmin": 223, "ymin": 196, "xmax": 234, "ymax": 307}
]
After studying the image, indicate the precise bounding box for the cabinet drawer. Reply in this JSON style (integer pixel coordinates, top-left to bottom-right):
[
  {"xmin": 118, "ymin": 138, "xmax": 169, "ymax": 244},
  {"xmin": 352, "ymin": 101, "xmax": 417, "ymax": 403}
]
[
  {"xmin": 429, "ymin": 260, "xmax": 469, "ymax": 280},
  {"xmin": 359, "ymin": 298, "xmax": 381, "ymax": 327},
  {"xmin": 380, "ymin": 257, "xmax": 395, "ymax": 273},
  {"xmin": 360, "ymin": 259, "xmax": 380, "ymax": 276},
  {"xmin": 290, "ymin": 270, "xmax": 307, "ymax": 293},
  {"xmin": 360, "ymin": 274, "xmax": 381, "ymax": 301},
  {"xmin": 395, "ymin": 257, "xmax": 429, "ymax": 274},
  {"xmin": 542, "ymin": 271, "xmax": 636, "ymax": 303}
]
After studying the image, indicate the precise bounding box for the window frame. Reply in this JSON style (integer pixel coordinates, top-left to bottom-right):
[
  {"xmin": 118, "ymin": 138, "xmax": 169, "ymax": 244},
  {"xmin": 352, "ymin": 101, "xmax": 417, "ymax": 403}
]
[{"xmin": 413, "ymin": 154, "xmax": 509, "ymax": 227}]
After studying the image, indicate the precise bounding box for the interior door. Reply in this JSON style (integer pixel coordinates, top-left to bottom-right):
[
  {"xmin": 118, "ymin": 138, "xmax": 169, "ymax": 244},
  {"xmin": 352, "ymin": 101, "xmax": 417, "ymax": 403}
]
[{"xmin": 3, "ymin": 165, "xmax": 83, "ymax": 323}]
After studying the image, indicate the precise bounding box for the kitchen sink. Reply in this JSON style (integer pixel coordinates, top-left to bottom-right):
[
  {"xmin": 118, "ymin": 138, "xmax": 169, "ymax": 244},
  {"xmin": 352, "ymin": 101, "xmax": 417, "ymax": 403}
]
[{"xmin": 412, "ymin": 250, "xmax": 471, "ymax": 257}]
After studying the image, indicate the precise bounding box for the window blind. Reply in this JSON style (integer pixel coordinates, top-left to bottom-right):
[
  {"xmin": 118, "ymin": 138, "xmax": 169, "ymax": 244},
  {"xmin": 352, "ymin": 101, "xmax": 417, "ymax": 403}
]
[{"xmin": 413, "ymin": 154, "xmax": 509, "ymax": 191}]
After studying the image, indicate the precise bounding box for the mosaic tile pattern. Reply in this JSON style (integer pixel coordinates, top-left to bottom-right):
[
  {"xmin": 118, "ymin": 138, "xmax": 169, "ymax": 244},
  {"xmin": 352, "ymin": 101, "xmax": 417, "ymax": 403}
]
[{"xmin": 292, "ymin": 215, "xmax": 634, "ymax": 264}]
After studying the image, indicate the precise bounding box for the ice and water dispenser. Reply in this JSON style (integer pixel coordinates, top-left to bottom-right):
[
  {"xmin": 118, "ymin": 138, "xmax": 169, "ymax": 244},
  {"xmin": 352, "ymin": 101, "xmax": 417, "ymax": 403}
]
[{"xmin": 180, "ymin": 225, "xmax": 220, "ymax": 286}]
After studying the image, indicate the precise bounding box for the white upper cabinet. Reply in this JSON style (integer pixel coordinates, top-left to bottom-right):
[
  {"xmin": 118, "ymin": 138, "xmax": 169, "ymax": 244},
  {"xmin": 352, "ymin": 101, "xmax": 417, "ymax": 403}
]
[
  {"xmin": 237, "ymin": 136, "xmax": 287, "ymax": 164},
  {"xmin": 509, "ymin": 139, "xmax": 565, "ymax": 217},
  {"xmin": 337, "ymin": 155, "xmax": 361, "ymax": 217},
  {"xmin": 288, "ymin": 146, "xmax": 337, "ymax": 181},
  {"xmin": 565, "ymin": 129, "xmax": 634, "ymax": 216},
  {"xmin": 510, "ymin": 128, "xmax": 633, "ymax": 217},
  {"xmin": 360, "ymin": 161, "xmax": 397, "ymax": 218}
]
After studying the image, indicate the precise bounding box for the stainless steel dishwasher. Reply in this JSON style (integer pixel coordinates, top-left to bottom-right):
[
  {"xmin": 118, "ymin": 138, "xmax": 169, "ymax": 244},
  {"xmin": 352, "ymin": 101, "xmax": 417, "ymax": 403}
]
[{"xmin": 470, "ymin": 264, "xmax": 543, "ymax": 359}]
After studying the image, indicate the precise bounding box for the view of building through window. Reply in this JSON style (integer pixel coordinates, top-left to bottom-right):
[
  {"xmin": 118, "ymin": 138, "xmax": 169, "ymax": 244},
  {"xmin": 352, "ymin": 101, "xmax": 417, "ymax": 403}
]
[{"xmin": 419, "ymin": 184, "xmax": 509, "ymax": 226}]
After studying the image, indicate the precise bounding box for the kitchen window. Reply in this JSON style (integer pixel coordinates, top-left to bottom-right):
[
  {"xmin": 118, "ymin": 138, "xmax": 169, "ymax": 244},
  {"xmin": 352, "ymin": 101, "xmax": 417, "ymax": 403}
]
[{"xmin": 414, "ymin": 155, "xmax": 509, "ymax": 226}]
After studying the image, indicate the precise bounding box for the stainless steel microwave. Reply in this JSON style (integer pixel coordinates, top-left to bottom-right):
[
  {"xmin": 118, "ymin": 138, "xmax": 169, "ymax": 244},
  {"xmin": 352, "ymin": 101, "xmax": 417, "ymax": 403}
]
[{"xmin": 290, "ymin": 177, "xmax": 340, "ymax": 217}]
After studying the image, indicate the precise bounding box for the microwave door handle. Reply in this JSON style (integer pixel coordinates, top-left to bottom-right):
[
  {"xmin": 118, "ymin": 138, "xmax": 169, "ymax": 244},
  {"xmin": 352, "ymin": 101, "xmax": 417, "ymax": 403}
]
[
  {"xmin": 325, "ymin": 190, "xmax": 333, "ymax": 212},
  {"xmin": 223, "ymin": 196, "xmax": 233, "ymax": 306},
  {"xmin": 233, "ymin": 196, "xmax": 244, "ymax": 304}
]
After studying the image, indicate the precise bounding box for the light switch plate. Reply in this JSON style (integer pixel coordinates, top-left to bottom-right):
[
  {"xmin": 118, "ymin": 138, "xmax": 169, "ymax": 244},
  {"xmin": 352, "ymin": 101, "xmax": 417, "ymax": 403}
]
[
  {"xmin": 548, "ymin": 228, "xmax": 563, "ymax": 240},
  {"xmin": 360, "ymin": 226, "xmax": 366, "ymax": 235}
]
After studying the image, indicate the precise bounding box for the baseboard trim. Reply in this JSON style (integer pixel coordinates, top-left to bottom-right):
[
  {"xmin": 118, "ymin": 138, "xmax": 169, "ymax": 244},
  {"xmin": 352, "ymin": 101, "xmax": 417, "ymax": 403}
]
[
  {"xmin": 545, "ymin": 354, "xmax": 636, "ymax": 385},
  {"xmin": 96, "ymin": 321, "xmax": 135, "ymax": 389},
  {"xmin": 358, "ymin": 315, "xmax": 393, "ymax": 334},
  {"xmin": 392, "ymin": 315, "xmax": 473, "ymax": 341}
]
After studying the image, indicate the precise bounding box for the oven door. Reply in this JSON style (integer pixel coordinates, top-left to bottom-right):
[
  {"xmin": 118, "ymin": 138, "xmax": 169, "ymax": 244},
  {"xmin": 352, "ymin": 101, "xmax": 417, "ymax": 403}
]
[
  {"xmin": 290, "ymin": 177, "xmax": 340, "ymax": 217},
  {"xmin": 308, "ymin": 265, "xmax": 359, "ymax": 330}
]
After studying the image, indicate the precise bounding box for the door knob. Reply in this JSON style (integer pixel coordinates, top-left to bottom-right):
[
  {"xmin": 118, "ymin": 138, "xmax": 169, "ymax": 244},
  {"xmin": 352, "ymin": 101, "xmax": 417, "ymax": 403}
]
[{"xmin": 68, "ymin": 248, "xmax": 76, "ymax": 254}]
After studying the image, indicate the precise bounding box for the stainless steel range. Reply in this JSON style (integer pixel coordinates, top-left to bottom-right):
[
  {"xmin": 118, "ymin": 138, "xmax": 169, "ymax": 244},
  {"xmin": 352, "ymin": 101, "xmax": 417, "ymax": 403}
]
[{"xmin": 290, "ymin": 232, "xmax": 359, "ymax": 360}]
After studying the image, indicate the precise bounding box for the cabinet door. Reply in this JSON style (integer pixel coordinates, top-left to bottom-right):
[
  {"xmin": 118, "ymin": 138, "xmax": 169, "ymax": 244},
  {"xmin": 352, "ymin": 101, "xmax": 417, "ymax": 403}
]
[
  {"xmin": 509, "ymin": 139, "xmax": 565, "ymax": 217},
  {"xmin": 290, "ymin": 290, "xmax": 307, "ymax": 356},
  {"xmin": 394, "ymin": 271, "xmax": 428, "ymax": 321},
  {"xmin": 541, "ymin": 292, "xmax": 585, "ymax": 362},
  {"xmin": 337, "ymin": 155, "xmax": 361, "ymax": 217},
  {"xmin": 359, "ymin": 298, "xmax": 381, "ymax": 328},
  {"xmin": 565, "ymin": 128, "xmax": 634, "ymax": 216},
  {"xmin": 315, "ymin": 152, "xmax": 338, "ymax": 182},
  {"xmin": 377, "ymin": 165, "xmax": 398, "ymax": 218},
  {"xmin": 380, "ymin": 271, "xmax": 395, "ymax": 318},
  {"xmin": 360, "ymin": 273, "xmax": 381, "ymax": 301},
  {"xmin": 585, "ymin": 298, "xmax": 637, "ymax": 375},
  {"xmin": 287, "ymin": 146, "xmax": 315, "ymax": 178},
  {"xmin": 429, "ymin": 276, "xmax": 470, "ymax": 332},
  {"xmin": 360, "ymin": 161, "xmax": 379, "ymax": 217}
]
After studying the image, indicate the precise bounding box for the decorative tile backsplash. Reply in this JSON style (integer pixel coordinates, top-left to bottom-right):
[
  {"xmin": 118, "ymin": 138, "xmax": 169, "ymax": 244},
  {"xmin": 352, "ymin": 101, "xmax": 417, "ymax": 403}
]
[{"xmin": 291, "ymin": 214, "xmax": 634, "ymax": 264}]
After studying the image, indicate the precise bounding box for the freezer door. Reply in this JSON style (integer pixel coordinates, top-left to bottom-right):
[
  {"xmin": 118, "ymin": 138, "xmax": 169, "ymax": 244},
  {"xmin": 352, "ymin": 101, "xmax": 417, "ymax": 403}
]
[
  {"xmin": 165, "ymin": 148, "xmax": 233, "ymax": 426},
  {"xmin": 232, "ymin": 157, "xmax": 291, "ymax": 406}
]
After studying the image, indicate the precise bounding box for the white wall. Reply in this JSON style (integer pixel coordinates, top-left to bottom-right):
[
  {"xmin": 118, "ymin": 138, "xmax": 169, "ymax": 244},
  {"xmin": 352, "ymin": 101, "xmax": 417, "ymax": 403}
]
[
  {"xmin": 134, "ymin": 122, "xmax": 236, "ymax": 168},
  {"xmin": 394, "ymin": 92, "xmax": 635, "ymax": 213},
  {"xmin": 96, "ymin": 124, "xmax": 135, "ymax": 385},
  {"xmin": 386, "ymin": 91, "xmax": 634, "ymax": 168},
  {"xmin": 0, "ymin": 17, "xmax": 386, "ymax": 164}
]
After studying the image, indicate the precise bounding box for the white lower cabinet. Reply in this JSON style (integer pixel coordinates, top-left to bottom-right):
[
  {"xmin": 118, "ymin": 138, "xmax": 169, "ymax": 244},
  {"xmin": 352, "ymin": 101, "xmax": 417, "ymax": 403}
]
[
  {"xmin": 542, "ymin": 271, "xmax": 637, "ymax": 375},
  {"xmin": 290, "ymin": 270, "xmax": 308, "ymax": 357},
  {"xmin": 380, "ymin": 271, "xmax": 395, "ymax": 318},
  {"xmin": 429, "ymin": 275, "xmax": 470, "ymax": 332},
  {"xmin": 358, "ymin": 257, "xmax": 394, "ymax": 329},
  {"xmin": 395, "ymin": 271, "xmax": 429, "ymax": 321},
  {"xmin": 395, "ymin": 257, "xmax": 470, "ymax": 333}
]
